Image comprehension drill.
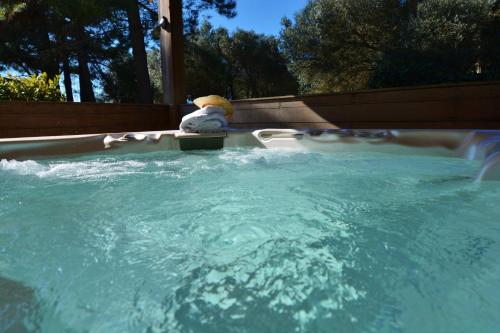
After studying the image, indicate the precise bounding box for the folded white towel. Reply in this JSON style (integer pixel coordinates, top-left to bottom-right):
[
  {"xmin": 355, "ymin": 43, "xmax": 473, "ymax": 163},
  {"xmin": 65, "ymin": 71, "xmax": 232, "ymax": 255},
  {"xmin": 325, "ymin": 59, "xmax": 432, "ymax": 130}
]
[{"xmin": 180, "ymin": 106, "xmax": 228, "ymax": 133}]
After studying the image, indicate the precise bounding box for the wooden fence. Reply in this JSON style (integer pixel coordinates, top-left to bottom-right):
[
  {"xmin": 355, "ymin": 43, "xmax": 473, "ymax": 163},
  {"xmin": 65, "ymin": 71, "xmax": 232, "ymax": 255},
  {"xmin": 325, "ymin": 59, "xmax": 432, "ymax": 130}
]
[
  {"xmin": 1, "ymin": 81, "xmax": 499, "ymax": 138},
  {"xmin": 0, "ymin": 102, "xmax": 176, "ymax": 138}
]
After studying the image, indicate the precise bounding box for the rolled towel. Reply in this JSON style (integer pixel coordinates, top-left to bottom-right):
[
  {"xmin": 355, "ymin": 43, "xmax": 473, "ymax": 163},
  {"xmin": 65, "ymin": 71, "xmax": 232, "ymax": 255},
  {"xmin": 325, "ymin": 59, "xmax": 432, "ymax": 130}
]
[{"xmin": 180, "ymin": 106, "xmax": 228, "ymax": 133}]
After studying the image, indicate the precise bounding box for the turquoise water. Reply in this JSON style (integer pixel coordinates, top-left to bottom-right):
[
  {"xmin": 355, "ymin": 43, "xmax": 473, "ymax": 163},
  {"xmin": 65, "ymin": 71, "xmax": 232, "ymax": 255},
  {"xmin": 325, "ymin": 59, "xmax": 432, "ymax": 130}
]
[{"xmin": 1, "ymin": 148, "xmax": 499, "ymax": 333}]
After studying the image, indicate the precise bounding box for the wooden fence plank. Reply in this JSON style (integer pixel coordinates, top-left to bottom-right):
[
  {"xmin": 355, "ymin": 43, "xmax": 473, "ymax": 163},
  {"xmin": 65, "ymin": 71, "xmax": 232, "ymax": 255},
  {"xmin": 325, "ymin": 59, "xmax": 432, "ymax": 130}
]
[
  {"xmin": 0, "ymin": 102, "xmax": 172, "ymax": 137},
  {"xmin": 1, "ymin": 81, "xmax": 499, "ymax": 138}
]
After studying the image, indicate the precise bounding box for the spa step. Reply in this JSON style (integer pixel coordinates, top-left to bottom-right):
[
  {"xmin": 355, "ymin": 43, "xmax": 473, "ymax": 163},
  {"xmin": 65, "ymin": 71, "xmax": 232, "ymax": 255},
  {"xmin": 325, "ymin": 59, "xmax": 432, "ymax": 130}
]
[{"xmin": 174, "ymin": 131, "xmax": 227, "ymax": 151}]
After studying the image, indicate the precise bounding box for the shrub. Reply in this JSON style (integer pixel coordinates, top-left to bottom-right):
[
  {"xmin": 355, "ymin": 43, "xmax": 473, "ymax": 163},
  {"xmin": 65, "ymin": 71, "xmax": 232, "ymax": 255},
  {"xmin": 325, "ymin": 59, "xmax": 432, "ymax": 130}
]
[{"xmin": 0, "ymin": 73, "xmax": 64, "ymax": 102}]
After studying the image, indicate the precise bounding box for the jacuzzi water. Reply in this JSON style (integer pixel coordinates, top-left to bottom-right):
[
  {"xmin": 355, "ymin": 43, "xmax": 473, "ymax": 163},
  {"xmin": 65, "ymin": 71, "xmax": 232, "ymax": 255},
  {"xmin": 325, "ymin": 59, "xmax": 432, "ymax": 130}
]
[{"xmin": 1, "ymin": 148, "xmax": 499, "ymax": 333}]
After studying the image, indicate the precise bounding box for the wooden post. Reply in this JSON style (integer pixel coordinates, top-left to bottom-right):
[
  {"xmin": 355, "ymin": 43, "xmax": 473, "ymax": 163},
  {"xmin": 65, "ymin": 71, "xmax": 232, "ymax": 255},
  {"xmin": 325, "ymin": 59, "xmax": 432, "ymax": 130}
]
[{"xmin": 159, "ymin": 0, "xmax": 186, "ymax": 107}]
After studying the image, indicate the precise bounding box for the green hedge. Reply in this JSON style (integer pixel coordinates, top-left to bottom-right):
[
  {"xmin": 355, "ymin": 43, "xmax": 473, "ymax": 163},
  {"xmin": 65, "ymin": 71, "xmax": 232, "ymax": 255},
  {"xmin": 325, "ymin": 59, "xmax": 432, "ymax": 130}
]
[{"xmin": 0, "ymin": 73, "xmax": 64, "ymax": 102}]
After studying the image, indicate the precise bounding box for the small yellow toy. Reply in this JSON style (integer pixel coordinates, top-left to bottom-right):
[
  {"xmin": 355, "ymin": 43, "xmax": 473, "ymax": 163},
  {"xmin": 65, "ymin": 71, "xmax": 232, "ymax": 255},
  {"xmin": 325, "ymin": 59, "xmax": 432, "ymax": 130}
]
[{"xmin": 193, "ymin": 95, "xmax": 233, "ymax": 119}]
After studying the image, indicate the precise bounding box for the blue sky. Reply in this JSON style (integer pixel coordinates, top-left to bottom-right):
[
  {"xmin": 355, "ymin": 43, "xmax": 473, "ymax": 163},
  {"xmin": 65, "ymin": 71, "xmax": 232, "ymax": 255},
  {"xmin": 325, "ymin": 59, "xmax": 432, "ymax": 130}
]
[{"xmin": 208, "ymin": 0, "xmax": 308, "ymax": 36}]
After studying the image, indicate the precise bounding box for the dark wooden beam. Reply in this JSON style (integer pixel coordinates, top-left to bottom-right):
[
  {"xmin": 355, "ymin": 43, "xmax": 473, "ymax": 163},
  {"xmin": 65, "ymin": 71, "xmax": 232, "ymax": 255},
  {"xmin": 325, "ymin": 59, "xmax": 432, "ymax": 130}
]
[{"xmin": 158, "ymin": 0, "xmax": 186, "ymax": 106}]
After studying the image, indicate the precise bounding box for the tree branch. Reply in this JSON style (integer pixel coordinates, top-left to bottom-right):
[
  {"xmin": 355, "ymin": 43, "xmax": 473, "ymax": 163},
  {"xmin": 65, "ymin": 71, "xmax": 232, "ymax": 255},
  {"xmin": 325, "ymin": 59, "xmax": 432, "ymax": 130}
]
[{"xmin": 137, "ymin": 0, "xmax": 158, "ymax": 18}]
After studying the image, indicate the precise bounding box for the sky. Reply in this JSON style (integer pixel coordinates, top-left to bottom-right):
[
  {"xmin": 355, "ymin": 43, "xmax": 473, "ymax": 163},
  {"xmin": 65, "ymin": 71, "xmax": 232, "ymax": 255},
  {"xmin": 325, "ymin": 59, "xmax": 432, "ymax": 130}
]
[{"xmin": 207, "ymin": 0, "xmax": 308, "ymax": 36}]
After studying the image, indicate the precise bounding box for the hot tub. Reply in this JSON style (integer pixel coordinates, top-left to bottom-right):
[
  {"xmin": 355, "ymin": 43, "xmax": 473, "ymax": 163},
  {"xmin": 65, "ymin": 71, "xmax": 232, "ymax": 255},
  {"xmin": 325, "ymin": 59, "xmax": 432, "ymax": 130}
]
[
  {"xmin": 2, "ymin": 129, "xmax": 500, "ymax": 180},
  {"xmin": 1, "ymin": 129, "xmax": 499, "ymax": 333}
]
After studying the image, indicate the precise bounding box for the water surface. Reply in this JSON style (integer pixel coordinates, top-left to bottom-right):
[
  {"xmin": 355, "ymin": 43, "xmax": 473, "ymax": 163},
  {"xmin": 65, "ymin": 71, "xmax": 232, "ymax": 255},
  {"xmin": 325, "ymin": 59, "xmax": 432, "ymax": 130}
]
[{"xmin": 1, "ymin": 149, "xmax": 499, "ymax": 332}]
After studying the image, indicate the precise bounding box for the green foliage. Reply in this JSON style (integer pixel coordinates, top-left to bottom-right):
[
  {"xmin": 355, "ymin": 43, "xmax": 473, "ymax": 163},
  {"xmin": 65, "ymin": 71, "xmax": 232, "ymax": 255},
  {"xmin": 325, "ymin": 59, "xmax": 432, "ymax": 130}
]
[
  {"xmin": 0, "ymin": 0, "xmax": 239, "ymax": 102},
  {"xmin": 282, "ymin": 0, "xmax": 500, "ymax": 94},
  {"xmin": 0, "ymin": 1, "xmax": 27, "ymax": 21},
  {"xmin": 281, "ymin": 0, "xmax": 401, "ymax": 94},
  {"xmin": 2, "ymin": 0, "xmax": 498, "ymax": 102},
  {"xmin": 0, "ymin": 73, "xmax": 64, "ymax": 102},
  {"xmin": 371, "ymin": 0, "xmax": 500, "ymax": 87},
  {"xmin": 101, "ymin": 55, "xmax": 140, "ymax": 103},
  {"xmin": 184, "ymin": 23, "xmax": 237, "ymax": 98},
  {"xmin": 229, "ymin": 29, "xmax": 298, "ymax": 98},
  {"xmin": 183, "ymin": 0, "xmax": 237, "ymax": 33},
  {"xmin": 143, "ymin": 23, "xmax": 298, "ymax": 102},
  {"xmin": 183, "ymin": 22, "xmax": 298, "ymax": 99},
  {"xmin": 147, "ymin": 49, "xmax": 164, "ymax": 103}
]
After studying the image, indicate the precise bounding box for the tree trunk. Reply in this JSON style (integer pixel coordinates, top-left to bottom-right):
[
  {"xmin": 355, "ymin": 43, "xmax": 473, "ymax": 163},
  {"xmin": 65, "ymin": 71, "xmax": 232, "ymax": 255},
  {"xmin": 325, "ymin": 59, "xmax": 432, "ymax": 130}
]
[
  {"xmin": 75, "ymin": 25, "xmax": 95, "ymax": 102},
  {"xmin": 406, "ymin": 0, "xmax": 418, "ymax": 16},
  {"xmin": 41, "ymin": 18, "xmax": 60, "ymax": 77},
  {"xmin": 62, "ymin": 55, "xmax": 74, "ymax": 102},
  {"xmin": 58, "ymin": 31, "xmax": 74, "ymax": 102},
  {"xmin": 126, "ymin": 0, "xmax": 153, "ymax": 104}
]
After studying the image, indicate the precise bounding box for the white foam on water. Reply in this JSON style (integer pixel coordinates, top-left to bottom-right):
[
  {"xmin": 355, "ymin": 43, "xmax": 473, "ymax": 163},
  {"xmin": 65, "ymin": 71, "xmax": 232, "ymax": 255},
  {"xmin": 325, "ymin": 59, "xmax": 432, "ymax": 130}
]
[
  {"xmin": 218, "ymin": 148, "xmax": 302, "ymax": 165},
  {"xmin": 1, "ymin": 159, "xmax": 148, "ymax": 180},
  {"xmin": 0, "ymin": 159, "xmax": 47, "ymax": 175}
]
